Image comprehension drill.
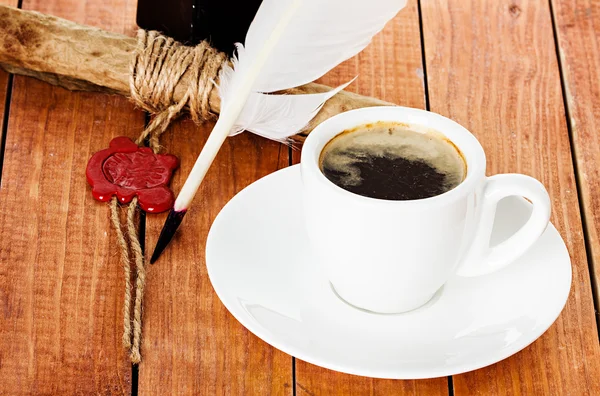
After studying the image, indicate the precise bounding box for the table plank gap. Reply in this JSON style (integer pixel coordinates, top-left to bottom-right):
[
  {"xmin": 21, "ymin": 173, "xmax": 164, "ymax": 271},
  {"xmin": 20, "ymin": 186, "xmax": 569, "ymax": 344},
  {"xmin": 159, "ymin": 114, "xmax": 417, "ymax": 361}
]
[
  {"xmin": 0, "ymin": 74, "xmax": 14, "ymax": 182},
  {"xmin": 421, "ymin": 0, "xmax": 600, "ymax": 394},
  {"xmin": 417, "ymin": 0, "xmax": 431, "ymax": 111},
  {"xmin": 549, "ymin": 0, "xmax": 600, "ymax": 338},
  {"xmin": 0, "ymin": 0, "xmax": 142, "ymax": 394}
]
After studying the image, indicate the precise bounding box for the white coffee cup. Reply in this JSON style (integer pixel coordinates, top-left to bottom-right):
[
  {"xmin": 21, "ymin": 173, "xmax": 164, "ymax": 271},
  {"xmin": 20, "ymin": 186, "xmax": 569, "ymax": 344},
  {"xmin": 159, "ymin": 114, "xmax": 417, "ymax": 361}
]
[{"xmin": 301, "ymin": 106, "xmax": 551, "ymax": 314}]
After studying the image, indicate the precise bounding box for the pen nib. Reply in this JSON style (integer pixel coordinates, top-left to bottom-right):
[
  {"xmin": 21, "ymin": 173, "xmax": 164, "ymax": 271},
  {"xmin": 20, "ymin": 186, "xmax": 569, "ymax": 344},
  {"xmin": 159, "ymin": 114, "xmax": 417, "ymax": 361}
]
[{"xmin": 150, "ymin": 208, "xmax": 187, "ymax": 263}]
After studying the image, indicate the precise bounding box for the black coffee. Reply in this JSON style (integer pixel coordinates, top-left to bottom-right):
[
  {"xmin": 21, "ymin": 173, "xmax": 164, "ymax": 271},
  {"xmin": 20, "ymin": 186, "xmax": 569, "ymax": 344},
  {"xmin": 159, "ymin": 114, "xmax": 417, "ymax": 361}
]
[{"xmin": 319, "ymin": 122, "xmax": 466, "ymax": 201}]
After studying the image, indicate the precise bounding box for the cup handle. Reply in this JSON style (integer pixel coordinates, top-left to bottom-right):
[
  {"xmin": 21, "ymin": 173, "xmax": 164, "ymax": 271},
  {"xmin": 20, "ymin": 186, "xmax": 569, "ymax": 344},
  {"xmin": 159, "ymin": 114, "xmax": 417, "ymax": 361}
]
[{"xmin": 456, "ymin": 174, "xmax": 551, "ymax": 277}]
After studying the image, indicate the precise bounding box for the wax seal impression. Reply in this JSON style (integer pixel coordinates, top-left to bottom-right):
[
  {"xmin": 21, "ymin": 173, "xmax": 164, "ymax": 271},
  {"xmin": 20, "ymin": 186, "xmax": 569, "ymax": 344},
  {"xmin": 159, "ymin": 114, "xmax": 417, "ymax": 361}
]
[{"xmin": 86, "ymin": 137, "xmax": 179, "ymax": 213}]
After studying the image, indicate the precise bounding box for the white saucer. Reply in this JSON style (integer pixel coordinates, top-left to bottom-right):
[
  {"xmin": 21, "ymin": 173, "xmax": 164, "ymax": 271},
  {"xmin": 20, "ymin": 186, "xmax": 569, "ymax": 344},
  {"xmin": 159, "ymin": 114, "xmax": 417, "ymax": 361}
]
[{"xmin": 206, "ymin": 165, "xmax": 571, "ymax": 379}]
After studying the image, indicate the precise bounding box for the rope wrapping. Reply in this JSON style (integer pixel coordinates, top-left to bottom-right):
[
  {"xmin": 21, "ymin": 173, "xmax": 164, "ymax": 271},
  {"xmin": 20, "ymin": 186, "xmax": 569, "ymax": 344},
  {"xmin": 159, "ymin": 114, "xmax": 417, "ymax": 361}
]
[{"xmin": 130, "ymin": 30, "xmax": 227, "ymax": 153}]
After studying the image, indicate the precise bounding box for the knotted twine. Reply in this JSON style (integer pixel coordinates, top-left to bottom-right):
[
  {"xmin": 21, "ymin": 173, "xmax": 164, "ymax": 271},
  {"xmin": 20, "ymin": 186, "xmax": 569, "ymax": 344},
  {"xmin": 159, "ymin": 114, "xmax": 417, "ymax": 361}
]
[{"xmin": 109, "ymin": 30, "xmax": 227, "ymax": 363}]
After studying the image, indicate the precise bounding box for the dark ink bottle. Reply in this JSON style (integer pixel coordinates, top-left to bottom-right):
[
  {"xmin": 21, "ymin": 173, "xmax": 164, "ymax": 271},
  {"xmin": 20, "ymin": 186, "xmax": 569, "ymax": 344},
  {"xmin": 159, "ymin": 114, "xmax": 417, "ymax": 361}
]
[{"xmin": 136, "ymin": 0, "xmax": 263, "ymax": 55}]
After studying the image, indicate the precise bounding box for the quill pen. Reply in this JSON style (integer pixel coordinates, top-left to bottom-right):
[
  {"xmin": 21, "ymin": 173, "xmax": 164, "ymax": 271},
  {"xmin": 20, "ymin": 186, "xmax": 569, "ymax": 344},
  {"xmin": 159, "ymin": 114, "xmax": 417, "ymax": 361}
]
[{"xmin": 151, "ymin": 0, "xmax": 407, "ymax": 262}]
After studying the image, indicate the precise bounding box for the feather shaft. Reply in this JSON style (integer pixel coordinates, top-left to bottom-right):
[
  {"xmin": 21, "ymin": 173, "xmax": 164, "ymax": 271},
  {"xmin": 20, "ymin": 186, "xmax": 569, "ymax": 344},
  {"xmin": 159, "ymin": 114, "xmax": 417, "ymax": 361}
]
[{"xmin": 174, "ymin": 0, "xmax": 302, "ymax": 211}]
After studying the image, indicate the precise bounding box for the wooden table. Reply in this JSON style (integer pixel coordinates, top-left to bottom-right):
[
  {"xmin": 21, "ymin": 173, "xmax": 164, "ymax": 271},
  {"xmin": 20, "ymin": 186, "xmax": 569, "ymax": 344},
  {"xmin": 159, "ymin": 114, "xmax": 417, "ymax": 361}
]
[{"xmin": 1, "ymin": 0, "xmax": 599, "ymax": 394}]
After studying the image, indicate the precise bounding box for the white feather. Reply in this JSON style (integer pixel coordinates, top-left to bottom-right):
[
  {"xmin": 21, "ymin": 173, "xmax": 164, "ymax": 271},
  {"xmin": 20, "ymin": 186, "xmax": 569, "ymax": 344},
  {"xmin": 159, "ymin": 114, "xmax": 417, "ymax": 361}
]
[
  {"xmin": 237, "ymin": 0, "xmax": 407, "ymax": 92},
  {"xmin": 221, "ymin": 67, "xmax": 354, "ymax": 141},
  {"xmin": 174, "ymin": 0, "xmax": 407, "ymax": 210}
]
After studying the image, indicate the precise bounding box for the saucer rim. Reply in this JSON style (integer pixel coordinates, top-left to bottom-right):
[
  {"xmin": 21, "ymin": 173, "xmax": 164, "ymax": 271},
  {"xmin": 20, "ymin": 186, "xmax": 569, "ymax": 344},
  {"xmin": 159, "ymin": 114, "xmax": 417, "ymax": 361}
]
[{"xmin": 206, "ymin": 165, "xmax": 572, "ymax": 379}]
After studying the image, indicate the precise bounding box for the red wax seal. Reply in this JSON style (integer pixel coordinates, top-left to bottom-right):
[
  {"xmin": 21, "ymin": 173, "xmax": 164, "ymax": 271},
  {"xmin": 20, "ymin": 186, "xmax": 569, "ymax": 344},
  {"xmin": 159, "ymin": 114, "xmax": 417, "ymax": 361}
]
[{"xmin": 86, "ymin": 137, "xmax": 179, "ymax": 213}]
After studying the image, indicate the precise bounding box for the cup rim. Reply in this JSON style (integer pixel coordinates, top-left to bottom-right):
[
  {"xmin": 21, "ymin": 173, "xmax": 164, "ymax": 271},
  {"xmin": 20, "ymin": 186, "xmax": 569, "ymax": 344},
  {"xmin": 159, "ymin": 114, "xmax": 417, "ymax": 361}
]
[{"xmin": 300, "ymin": 106, "xmax": 486, "ymax": 207}]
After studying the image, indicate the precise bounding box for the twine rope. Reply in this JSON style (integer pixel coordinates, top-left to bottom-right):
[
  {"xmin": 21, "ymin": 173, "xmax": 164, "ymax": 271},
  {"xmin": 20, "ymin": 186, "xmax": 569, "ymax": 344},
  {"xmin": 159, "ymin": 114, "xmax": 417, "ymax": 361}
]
[
  {"xmin": 126, "ymin": 197, "xmax": 145, "ymax": 364},
  {"xmin": 130, "ymin": 29, "xmax": 227, "ymax": 153},
  {"xmin": 109, "ymin": 30, "xmax": 227, "ymax": 364},
  {"xmin": 110, "ymin": 196, "xmax": 146, "ymax": 363},
  {"xmin": 110, "ymin": 197, "xmax": 132, "ymax": 350}
]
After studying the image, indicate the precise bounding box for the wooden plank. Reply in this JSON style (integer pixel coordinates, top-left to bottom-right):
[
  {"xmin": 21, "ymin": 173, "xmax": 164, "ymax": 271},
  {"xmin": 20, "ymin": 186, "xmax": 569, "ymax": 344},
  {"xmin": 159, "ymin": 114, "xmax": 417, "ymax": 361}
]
[
  {"xmin": 0, "ymin": 0, "xmax": 143, "ymax": 394},
  {"xmin": 0, "ymin": 0, "xmax": 19, "ymax": 167},
  {"xmin": 551, "ymin": 0, "xmax": 600, "ymax": 315},
  {"xmin": 141, "ymin": 122, "xmax": 292, "ymax": 394},
  {"xmin": 294, "ymin": 2, "xmax": 449, "ymax": 395},
  {"xmin": 420, "ymin": 0, "xmax": 600, "ymax": 394}
]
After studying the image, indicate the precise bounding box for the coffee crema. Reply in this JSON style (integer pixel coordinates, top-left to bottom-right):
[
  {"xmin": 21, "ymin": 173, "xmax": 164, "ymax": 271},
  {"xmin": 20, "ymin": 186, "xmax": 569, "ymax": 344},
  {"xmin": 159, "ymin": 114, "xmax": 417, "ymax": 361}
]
[{"xmin": 319, "ymin": 122, "xmax": 466, "ymax": 201}]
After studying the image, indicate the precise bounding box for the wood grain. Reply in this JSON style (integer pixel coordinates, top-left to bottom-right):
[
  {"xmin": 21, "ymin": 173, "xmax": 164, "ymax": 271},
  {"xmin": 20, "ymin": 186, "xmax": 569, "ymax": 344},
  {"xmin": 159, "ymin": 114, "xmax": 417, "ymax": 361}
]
[
  {"xmin": 294, "ymin": 1, "xmax": 448, "ymax": 394},
  {"xmin": 421, "ymin": 0, "xmax": 600, "ymax": 394},
  {"xmin": 551, "ymin": 0, "xmax": 600, "ymax": 316},
  {"xmin": 1, "ymin": 0, "xmax": 598, "ymax": 394},
  {"xmin": 0, "ymin": 0, "xmax": 19, "ymax": 165},
  {"xmin": 141, "ymin": 121, "xmax": 292, "ymax": 395},
  {"xmin": 0, "ymin": 0, "xmax": 143, "ymax": 394}
]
